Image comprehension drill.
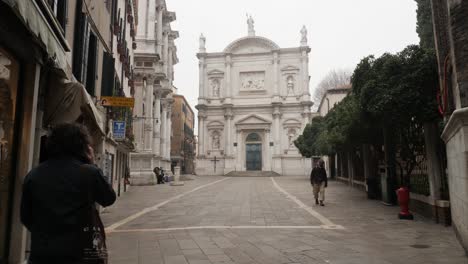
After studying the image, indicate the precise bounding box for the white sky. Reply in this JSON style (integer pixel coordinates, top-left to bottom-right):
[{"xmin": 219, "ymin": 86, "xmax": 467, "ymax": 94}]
[{"xmin": 169, "ymin": 0, "xmax": 419, "ymax": 132}]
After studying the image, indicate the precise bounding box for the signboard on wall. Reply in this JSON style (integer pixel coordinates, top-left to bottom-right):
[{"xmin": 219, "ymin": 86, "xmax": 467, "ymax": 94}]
[
  {"xmin": 113, "ymin": 121, "xmax": 126, "ymax": 140},
  {"xmin": 101, "ymin": 96, "xmax": 135, "ymax": 107}
]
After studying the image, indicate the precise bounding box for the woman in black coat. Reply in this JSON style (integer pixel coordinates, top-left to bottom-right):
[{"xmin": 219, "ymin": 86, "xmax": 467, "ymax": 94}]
[{"xmin": 20, "ymin": 123, "xmax": 116, "ymax": 264}]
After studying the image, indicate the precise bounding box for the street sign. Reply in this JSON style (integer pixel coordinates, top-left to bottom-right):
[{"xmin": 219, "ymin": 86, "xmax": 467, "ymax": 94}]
[
  {"xmin": 113, "ymin": 121, "xmax": 126, "ymax": 140},
  {"xmin": 101, "ymin": 96, "xmax": 135, "ymax": 107}
]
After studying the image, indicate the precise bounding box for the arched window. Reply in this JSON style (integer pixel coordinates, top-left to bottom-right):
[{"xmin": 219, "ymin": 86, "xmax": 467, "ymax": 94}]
[{"xmin": 246, "ymin": 133, "xmax": 261, "ymax": 142}]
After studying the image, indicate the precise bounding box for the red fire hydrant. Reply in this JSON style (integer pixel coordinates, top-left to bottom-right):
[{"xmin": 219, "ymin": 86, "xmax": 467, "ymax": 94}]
[{"xmin": 397, "ymin": 186, "xmax": 414, "ymax": 220}]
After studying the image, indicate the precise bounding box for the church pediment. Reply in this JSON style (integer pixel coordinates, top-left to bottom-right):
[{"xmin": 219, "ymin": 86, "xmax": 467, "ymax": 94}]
[
  {"xmin": 236, "ymin": 114, "xmax": 271, "ymax": 125},
  {"xmin": 281, "ymin": 65, "xmax": 300, "ymax": 72},
  {"xmin": 224, "ymin": 36, "xmax": 280, "ymax": 54},
  {"xmin": 207, "ymin": 120, "xmax": 224, "ymax": 129},
  {"xmin": 283, "ymin": 118, "xmax": 301, "ymax": 128},
  {"xmin": 207, "ymin": 69, "xmax": 224, "ymax": 76}
]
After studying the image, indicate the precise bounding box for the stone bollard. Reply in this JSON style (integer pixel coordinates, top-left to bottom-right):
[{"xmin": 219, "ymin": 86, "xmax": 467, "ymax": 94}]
[{"xmin": 170, "ymin": 166, "xmax": 184, "ymax": 186}]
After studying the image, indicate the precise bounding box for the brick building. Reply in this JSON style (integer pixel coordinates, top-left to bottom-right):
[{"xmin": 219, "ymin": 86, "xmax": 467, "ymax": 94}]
[
  {"xmin": 432, "ymin": 0, "xmax": 468, "ymax": 254},
  {"xmin": 171, "ymin": 94, "xmax": 196, "ymax": 174}
]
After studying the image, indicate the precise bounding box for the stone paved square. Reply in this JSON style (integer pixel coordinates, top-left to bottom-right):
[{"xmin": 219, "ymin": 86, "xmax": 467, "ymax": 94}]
[{"xmin": 102, "ymin": 176, "xmax": 468, "ymax": 264}]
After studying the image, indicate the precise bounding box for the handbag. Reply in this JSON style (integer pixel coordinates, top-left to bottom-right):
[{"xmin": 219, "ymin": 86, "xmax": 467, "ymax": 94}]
[{"xmin": 79, "ymin": 165, "xmax": 108, "ymax": 264}]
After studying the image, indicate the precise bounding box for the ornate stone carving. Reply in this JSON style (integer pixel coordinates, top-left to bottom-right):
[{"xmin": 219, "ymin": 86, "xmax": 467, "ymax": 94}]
[
  {"xmin": 199, "ymin": 33, "xmax": 206, "ymax": 52},
  {"xmin": 210, "ymin": 78, "xmax": 220, "ymax": 97},
  {"xmin": 300, "ymin": 25, "xmax": 308, "ymax": 46},
  {"xmin": 240, "ymin": 72, "xmax": 265, "ymax": 91},
  {"xmin": 0, "ymin": 53, "xmax": 11, "ymax": 80},
  {"xmin": 287, "ymin": 128, "xmax": 297, "ymax": 148},
  {"xmin": 212, "ymin": 130, "xmax": 221, "ymax": 150},
  {"xmin": 286, "ymin": 75, "xmax": 295, "ymax": 95},
  {"xmin": 247, "ymin": 14, "xmax": 255, "ymax": 36}
]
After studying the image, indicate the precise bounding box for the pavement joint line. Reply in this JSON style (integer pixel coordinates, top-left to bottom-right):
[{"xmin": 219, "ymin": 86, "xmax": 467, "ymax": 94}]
[
  {"xmin": 106, "ymin": 177, "xmax": 230, "ymax": 232},
  {"xmin": 108, "ymin": 225, "xmax": 345, "ymax": 233},
  {"xmin": 270, "ymin": 177, "xmax": 336, "ymax": 226}
]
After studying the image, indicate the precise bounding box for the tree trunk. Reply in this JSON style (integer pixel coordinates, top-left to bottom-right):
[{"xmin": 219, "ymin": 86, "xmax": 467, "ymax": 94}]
[
  {"xmin": 383, "ymin": 127, "xmax": 398, "ymax": 204},
  {"xmin": 424, "ymin": 121, "xmax": 443, "ymax": 201}
]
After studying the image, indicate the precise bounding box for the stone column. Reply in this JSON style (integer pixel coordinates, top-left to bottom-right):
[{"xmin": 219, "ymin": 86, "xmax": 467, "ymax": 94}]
[
  {"xmin": 153, "ymin": 91, "xmax": 161, "ymax": 156},
  {"xmin": 198, "ymin": 113, "xmax": 206, "ymax": 156},
  {"xmin": 168, "ymin": 47, "xmax": 173, "ymax": 82},
  {"xmin": 156, "ymin": 5, "xmax": 164, "ymax": 55},
  {"xmin": 144, "ymin": 77, "xmax": 154, "ymax": 151},
  {"xmin": 163, "ymin": 31, "xmax": 169, "ymax": 76},
  {"xmin": 147, "ymin": 0, "xmax": 156, "ymax": 39},
  {"xmin": 225, "ymin": 55, "xmax": 232, "ymax": 98},
  {"xmin": 199, "ymin": 58, "xmax": 206, "ymax": 99},
  {"xmin": 224, "ymin": 111, "xmax": 233, "ymax": 156},
  {"xmin": 160, "ymin": 100, "xmax": 167, "ymax": 158},
  {"xmin": 273, "ymin": 52, "xmax": 279, "ymax": 97},
  {"xmin": 133, "ymin": 76, "xmax": 144, "ymax": 151},
  {"xmin": 273, "ymin": 108, "xmax": 281, "ymax": 155},
  {"xmin": 301, "ymin": 50, "xmax": 310, "ymax": 96},
  {"xmin": 264, "ymin": 129, "xmax": 271, "ymax": 170},
  {"xmin": 166, "ymin": 104, "xmax": 172, "ymax": 160},
  {"xmin": 301, "ymin": 108, "xmax": 310, "ymax": 129},
  {"xmin": 236, "ymin": 129, "xmax": 242, "ymax": 170}
]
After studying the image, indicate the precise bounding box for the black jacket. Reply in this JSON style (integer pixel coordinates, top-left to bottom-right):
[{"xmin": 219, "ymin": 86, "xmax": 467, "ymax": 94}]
[
  {"xmin": 310, "ymin": 167, "xmax": 328, "ymax": 186},
  {"xmin": 20, "ymin": 158, "xmax": 116, "ymax": 261}
]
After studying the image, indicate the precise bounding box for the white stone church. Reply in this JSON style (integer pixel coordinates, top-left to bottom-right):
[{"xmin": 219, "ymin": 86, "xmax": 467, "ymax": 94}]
[{"xmin": 196, "ymin": 17, "xmax": 313, "ymax": 176}]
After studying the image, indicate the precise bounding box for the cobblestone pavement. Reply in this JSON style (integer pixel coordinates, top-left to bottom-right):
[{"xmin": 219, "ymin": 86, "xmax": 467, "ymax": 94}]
[{"xmin": 102, "ymin": 176, "xmax": 468, "ymax": 264}]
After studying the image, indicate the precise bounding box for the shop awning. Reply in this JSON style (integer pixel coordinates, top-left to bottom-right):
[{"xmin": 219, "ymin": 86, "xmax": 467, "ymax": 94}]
[
  {"xmin": 2, "ymin": 0, "xmax": 68, "ymax": 71},
  {"xmin": 44, "ymin": 81, "xmax": 106, "ymax": 135}
]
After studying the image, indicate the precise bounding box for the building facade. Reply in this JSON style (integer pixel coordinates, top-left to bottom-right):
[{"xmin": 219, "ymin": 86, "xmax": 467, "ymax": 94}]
[
  {"xmin": 317, "ymin": 85, "xmax": 351, "ymax": 117},
  {"xmin": 432, "ymin": 0, "xmax": 468, "ymax": 254},
  {"xmin": 196, "ymin": 19, "xmax": 313, "ymax": 176},
  {"xmin": 130, "ymin": 0, "xmax": 179, "ymax": 185},
  {"xmin": 0, "ymin": 0, "xmax": 137, "ymax": 262},
  {"xmin": 171, "ymin": 95, "xmax": 195, "ymax": 174}
]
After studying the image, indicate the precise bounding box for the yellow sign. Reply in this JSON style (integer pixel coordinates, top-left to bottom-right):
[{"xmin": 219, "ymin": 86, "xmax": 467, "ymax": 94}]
[{"xmin": 100, "ymin": 96, "xmax": 135, "ymax": 107}]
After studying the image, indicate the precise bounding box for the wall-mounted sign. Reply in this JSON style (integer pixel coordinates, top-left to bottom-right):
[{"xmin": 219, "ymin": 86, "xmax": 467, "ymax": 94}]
[
  {"xmin": 113, "ymin": 121, "xmax": 126, "ymax": 140},
  {"xmin": 101, "ymin": 96, "xmax": 135, "ymax": 107}
]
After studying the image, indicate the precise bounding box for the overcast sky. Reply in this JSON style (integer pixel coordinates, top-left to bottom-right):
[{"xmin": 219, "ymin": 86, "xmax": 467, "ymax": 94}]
[{"xmin": 169, "ymin": 0, "xmax": 419, "ymax": 129}]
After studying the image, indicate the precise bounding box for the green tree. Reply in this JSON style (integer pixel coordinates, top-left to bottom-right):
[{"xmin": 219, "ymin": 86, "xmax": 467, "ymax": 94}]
[{"xmin": 415, "ymin": 0, "xmax": 435, "ymax": 49}]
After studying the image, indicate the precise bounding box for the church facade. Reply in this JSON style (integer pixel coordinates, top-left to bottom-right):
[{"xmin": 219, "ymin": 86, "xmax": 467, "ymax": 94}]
[{"xmin": 196, "ymin": 19, "xmax": 313, "ymax": 176}]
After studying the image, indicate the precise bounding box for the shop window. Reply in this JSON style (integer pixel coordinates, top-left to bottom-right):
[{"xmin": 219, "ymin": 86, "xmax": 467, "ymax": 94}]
[{"xmin": 0, "ymin": 47, "xmax": 19, "ymax": 262}]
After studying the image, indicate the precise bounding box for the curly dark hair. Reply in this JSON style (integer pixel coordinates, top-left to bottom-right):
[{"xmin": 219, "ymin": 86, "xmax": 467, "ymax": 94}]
[{"xmin": 46, "ymin": 123, "xmax": 92, "ymax": 161}]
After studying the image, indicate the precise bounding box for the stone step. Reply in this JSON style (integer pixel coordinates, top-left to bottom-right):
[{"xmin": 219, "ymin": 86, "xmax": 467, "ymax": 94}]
[{"xmin": 225, "ymin": 171, "xmax": 280, "ymax": 177}]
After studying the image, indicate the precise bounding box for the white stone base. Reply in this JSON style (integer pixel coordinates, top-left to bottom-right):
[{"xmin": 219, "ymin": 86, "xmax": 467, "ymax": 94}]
[
  {"xmin": 195, "ymin": 156, "xmax": 311, "ymax": 176},
  {"xmin": 441, "ymin": 107, "xmax": 468, "ymax": 253},
  {"xmin": 170, "ymin": 166, "xmax": 185, "ymax": 186},
  {"xmin": 130, "ymin": 171, "xmax": 156, "ymax": 186}
]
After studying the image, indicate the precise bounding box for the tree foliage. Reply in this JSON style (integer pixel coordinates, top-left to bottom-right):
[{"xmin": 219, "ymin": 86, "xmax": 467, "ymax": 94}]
[
  {"xmin": 354, "ymin": 45, "xmax": 439, "ymax": 127},
  {"xmin": 415, "ymin": 0, "xmax": 435, "ymax": 49},
  {"xmin": 296, "ymin": 44, "xmax": 439, "ymax": 176}
]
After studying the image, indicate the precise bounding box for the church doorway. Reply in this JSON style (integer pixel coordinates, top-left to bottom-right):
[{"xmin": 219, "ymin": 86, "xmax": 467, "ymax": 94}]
[{"xmin": 245, "ymin": 133, "xmax": 262, "ymax": 171}]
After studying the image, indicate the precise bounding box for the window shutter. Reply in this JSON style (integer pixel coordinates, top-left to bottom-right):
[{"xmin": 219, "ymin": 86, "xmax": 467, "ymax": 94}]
[
  {"xmin": 72, "ymin": 0, "xmax": 84, "ymax": 81},
  {"xmin": 81, "ymin": 18, "xmax": 90, "ymax": 85},
  {"xmin": 101, "ymin": 52, "xmax": 115, "ymax": 96},
  {"xmin": 85, "ymin": 32, "xmax": 97, "ymax": 95}
]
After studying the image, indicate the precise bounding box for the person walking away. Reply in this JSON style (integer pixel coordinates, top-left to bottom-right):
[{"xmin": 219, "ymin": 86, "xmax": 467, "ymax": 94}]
[
  {"xmin": 310, "ymin": 160, "xmax": 328, "ymax": 206},
  {"xmin": 20, "ymin": 123, "xmax": 116, "ymax": 264}
]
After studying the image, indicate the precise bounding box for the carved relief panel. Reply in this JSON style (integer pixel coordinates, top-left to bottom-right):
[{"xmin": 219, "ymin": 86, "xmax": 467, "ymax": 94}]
[{"xmin": 240, "ymin": 71, "xmax": 265, "ymax": 92}]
